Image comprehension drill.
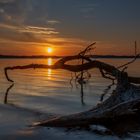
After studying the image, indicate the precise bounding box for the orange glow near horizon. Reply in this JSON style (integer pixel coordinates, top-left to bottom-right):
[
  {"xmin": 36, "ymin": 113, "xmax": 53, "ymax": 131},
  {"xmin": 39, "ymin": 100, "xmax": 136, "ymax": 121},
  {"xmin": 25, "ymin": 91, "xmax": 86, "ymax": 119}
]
[{"xmin": 0, "ymin": 41, "xmax": 137, "ymax": 56}]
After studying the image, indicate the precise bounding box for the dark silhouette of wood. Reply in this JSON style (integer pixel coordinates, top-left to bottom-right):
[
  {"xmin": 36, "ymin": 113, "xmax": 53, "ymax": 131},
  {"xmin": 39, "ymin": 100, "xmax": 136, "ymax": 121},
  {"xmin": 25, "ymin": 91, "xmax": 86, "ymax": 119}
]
[
  {"xmin": 3, "ymin": 43, "xmax": 140, "ymax": 128},
  {"xmin": 117, "ymin": 54, "xmax": 139, "ymax": 69},
  {"xmin": 4, "ymin": 83, "xmax": 14, "ymax": 104},
  {"xmin": 100, "ymin": 83, "xmax": 115, "ymax": 102},
  {"xmin": 34, "ymin": 83, "xmax": 140, "ymax": 127},
  {"xmin": 4, "ymin": 57, "xmax": 140, "ymax": 84}
]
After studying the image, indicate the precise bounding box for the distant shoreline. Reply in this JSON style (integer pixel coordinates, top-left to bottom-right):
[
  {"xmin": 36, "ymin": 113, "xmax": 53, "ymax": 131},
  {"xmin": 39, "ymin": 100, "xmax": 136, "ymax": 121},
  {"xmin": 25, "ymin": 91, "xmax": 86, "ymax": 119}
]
[{"xmin": 0, "ymin": 55, "xmax": 139, "ymax": 59}]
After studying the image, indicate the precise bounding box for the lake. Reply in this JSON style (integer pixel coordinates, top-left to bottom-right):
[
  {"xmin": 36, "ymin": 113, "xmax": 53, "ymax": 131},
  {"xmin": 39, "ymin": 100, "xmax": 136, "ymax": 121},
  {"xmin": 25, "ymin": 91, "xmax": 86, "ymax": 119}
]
[{"xmin": 0, "ymin": 58, "xmax": 140, "ymax": 139}]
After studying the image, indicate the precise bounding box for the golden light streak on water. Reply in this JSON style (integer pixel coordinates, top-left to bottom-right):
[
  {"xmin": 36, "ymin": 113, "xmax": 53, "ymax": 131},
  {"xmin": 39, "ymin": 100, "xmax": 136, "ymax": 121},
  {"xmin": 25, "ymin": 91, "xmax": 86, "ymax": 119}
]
[{"xmin": 47, "ymin": 58, "xmax": 52, "ymax": 79}]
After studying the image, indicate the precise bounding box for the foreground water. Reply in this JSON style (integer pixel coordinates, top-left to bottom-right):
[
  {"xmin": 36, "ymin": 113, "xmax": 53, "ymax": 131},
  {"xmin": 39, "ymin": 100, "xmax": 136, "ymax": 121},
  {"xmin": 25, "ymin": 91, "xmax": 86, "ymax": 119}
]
[{"xmin": 0, "ymin": 58, "xmax": 140, "ymax": 139}]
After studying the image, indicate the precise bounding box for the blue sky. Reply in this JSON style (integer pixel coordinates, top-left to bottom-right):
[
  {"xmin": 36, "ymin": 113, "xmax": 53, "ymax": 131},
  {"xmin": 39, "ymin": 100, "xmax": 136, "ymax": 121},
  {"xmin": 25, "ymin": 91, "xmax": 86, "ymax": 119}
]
[{"xmin": 0, "ymin": 0, "xmax": 140, "ymax": 55}]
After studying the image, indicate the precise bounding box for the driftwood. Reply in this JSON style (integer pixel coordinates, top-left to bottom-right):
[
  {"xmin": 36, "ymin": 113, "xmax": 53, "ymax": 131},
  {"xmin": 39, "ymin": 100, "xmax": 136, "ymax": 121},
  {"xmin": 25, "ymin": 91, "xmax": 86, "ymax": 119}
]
[
  {"xmin": 34, "ymin": 84, "xmax": 140, "ymax": 127},
  {"xmin": 4, "ymin": 56, "xmax": 140, "ymax": 84},
  {"xmin": 4, "ymin": 43, "xmax": 140, "ymax": 130}
]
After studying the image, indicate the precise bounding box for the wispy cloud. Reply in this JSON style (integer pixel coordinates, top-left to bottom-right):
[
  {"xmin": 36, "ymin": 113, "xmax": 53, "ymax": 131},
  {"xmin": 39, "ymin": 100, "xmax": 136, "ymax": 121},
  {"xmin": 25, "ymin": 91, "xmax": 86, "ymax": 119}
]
[
  {"xmin": 47, "ymin": 37, "xmax": 88, "ymax": 47},
  {"xmin": 0, "ymin": 23, "xmax": 59, "ymax": 43},
  {"xmin": 20, "ymin": 26, "xmax": 59, "ymax": 35},
  {"xmin": 0, "ymin": 0, "xmax": 32, "ymax": 25},
  {"xmin": 0, "ymin": 22, "xmax": 89, "ymax": 52},
  {"xmin": 0, "ymin": 0, "xmax": 89, "ymax": 49},
  {"xmin": 0, "ymin": 0, "xmax": 61, "ymax": 44},
  {"xmin": 47, "ymin": 20, "xmax": 60, "ymax": 25}
]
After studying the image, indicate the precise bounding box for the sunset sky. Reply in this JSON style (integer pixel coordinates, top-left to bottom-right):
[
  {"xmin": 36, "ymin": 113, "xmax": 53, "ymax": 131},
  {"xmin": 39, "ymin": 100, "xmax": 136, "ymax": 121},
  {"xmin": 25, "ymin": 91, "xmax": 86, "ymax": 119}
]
[{"xmin": 0, "ymin": 0, "xmax": 140, "ymax": 56}]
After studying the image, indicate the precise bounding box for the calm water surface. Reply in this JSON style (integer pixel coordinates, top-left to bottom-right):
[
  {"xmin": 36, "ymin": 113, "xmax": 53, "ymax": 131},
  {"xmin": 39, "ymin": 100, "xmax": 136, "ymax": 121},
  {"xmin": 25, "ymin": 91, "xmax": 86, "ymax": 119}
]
[{"xmin": 0, "ymin": 58, "xmax": 140, "ymax": 115}]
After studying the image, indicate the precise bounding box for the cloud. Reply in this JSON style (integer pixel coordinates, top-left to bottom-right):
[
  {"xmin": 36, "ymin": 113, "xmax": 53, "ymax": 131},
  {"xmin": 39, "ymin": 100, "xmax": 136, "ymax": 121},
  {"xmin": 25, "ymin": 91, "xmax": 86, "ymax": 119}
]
[
  {"xmin": 0, "ymin": 0, "xmax": 61, "ymax": 44},
  {"xmin": 0, "ymin": 0, "xmax": 32, "ymax": 25},
  {"xmin": 0, "ymin": 22, "xmax": 89, "ymax": 50},
  {"xmin": 43, "ymin": 37, "xmax": 88, "ymax": 50},
  {"xmin": 0, "ymin": 23, "xmax": 59, "ymax": 43},
  {"xmin": 0, "ymin": 0, "xmax": 94, "ymax": 55},
  {"xmin": 0, "ymin": 0, "xmax": 61, "ymax": 27},
  {"xmin": 0, "ymin": 28, "xmax": 43, "ymax": 43},
  {"xmin": 21, "ymin": 26, "xmax": 59, "ymax": 35},
  {"xmin": 0, "ymin": 0, "xmax": 60, "ymax": 36},
  {"xmin": 47, "ymin": 20, "xmax": 60, "ymax": 25}
]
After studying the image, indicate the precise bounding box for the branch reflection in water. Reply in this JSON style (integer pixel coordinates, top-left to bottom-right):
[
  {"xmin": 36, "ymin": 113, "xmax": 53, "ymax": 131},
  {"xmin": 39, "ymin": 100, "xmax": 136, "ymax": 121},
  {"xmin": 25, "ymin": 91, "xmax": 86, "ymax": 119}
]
[
  {"xmin": 4, "ymin": 83, "xmax": 140, "ymax": 137},
  {"xmin": 4, "ymin": 82, "xmax": 86, "ymax": 106},
  {"xmin": 4, "ymin": 83, "xmax": 14, "ymax": 104}
]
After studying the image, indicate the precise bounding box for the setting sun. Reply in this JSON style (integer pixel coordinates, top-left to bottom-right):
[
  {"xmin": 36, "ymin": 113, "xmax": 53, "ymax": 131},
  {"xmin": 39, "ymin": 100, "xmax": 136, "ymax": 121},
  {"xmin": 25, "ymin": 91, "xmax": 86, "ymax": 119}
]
[{"xmin": 46, "ymin": 47, "xmax": 53, "ymax": 54}]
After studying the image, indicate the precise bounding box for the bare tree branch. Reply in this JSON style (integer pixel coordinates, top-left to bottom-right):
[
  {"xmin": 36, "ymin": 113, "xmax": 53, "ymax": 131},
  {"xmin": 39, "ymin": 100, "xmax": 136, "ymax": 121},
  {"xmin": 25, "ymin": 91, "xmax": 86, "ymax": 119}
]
[
  {"xmin": 4, "ymin": 58, "xmax": 140, "ymax": 84},
  {"xmin": 117, "ymin": 54, "xmax": 140, "ymax": 69}
]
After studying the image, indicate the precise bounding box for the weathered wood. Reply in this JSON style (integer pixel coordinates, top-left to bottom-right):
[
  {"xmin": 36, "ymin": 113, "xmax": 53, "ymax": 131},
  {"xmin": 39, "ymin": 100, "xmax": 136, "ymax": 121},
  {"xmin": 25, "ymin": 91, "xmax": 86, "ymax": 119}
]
[{"xmin": 33, "ymin": 84, "xmax": 140, "ymax": 127}]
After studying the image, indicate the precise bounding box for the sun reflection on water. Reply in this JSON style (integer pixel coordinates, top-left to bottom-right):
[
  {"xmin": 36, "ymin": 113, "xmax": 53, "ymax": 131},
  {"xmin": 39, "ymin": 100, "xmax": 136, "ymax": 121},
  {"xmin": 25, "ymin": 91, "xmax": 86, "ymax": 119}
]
[
  {"xmin": 47, "ymin": 58, "xmax": 52, "ymax": 66},
  {"xmin": 47, "ymin": 69, "xmax": 52, "ymax": 77},
  {"xmin": 47, "ymin": 58, "xmax": 52, "ymax": 79}
]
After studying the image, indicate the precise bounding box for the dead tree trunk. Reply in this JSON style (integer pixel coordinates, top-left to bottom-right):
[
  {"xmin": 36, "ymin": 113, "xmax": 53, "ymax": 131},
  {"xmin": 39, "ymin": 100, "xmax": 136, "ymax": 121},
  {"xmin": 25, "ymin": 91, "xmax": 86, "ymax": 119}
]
[{"xmin": 34, "ymin": 79, "xmax": 140, "ymax": 127}]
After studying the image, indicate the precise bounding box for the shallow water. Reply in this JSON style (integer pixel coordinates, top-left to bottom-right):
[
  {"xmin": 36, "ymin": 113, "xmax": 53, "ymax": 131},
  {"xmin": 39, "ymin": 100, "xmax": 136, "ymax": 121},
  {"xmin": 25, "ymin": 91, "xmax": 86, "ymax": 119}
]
[{"xmin": 0, "ymin": 58, "xmax": 140, "ymax": 139}]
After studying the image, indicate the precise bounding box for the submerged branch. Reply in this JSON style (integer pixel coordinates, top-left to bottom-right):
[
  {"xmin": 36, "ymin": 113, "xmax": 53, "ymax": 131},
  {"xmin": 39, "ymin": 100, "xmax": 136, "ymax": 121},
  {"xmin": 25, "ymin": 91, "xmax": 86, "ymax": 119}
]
[{"xmin": 118, "ymin": 54, "xmax": 140, "ymax": 69}]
